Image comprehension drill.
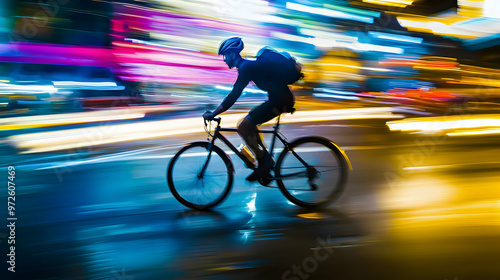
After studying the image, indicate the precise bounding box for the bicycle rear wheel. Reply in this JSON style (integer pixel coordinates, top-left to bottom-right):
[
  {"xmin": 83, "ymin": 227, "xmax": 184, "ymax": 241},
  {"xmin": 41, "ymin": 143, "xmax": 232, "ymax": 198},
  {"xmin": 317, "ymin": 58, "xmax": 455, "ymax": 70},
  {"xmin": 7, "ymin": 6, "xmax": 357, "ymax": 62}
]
[
  {"xmin": 167, "ymin": 142, "xmax": 233, "ymax": 210},
  {"xmin": 275, "ymin": 136, "xmax": 348, "ymax": 208}
]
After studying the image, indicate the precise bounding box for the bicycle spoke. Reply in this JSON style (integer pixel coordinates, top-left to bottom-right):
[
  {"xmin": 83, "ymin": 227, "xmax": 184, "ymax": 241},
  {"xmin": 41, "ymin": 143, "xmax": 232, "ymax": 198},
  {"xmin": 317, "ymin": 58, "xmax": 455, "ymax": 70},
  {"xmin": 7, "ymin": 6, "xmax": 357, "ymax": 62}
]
[
  {"xmin": 203, "ymin": 184, "xmax": 218, "ymax": 203},
  {"xmin": 205, "ymin": 173, "xmax": 229, "ymax": 177},
  {"xmin": 279, "ymin": 166, "xmax": 308, "ymax": 169},
  {"xmin": 315, "ymin": 167, "xmax": 341, "ymax": 172},
  {"xmin": 275, "ymin": 137, "xmax": 347, "ymax": 208},
  {"xmin": 276, "ymin": 170, "xmax": 308, "ymax": 179},
  {"xmin": 186, "ymin": 185, "xmax": 198, "ymax": 202},
  {"xmin": 167, "ymin": 142, "xmax": 233, "ymax": 210}
]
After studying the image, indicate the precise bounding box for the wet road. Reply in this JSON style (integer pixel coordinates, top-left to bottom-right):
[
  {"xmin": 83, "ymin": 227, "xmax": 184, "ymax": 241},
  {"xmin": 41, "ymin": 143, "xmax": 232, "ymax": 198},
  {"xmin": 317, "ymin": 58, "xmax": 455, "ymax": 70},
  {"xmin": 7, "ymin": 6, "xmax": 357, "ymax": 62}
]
[{"xmin": 2, "ymin": 116, "xmax": 500, "ymax": 280}]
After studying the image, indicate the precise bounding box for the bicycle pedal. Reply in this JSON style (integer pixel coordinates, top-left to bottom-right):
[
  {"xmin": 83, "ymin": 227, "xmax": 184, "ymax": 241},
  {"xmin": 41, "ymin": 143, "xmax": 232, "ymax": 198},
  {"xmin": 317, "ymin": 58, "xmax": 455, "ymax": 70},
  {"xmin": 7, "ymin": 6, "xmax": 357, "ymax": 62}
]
[{"xmin": 258, "ymin": 176, "xmax": 271, "ymax": 186}]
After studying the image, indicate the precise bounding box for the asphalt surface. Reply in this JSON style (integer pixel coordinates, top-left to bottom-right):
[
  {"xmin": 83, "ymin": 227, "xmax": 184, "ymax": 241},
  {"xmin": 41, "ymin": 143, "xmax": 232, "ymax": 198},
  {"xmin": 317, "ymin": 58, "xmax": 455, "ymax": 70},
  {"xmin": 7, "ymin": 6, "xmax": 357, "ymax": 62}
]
[{"xmin": 1, "ymin": 107, "xmax": 500, "ymax": 280}]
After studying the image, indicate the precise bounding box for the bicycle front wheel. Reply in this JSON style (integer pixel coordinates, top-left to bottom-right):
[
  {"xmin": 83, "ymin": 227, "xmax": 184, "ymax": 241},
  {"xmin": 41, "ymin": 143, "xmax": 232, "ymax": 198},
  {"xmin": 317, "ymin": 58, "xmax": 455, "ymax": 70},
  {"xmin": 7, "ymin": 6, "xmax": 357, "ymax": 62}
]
[
  {"xmin": 275, "ymin": 137, "xmax": 349, "ymax": 208},
  {"xmin": 167, "ymin": 142, "xmax": 233, "ymax": 210}
]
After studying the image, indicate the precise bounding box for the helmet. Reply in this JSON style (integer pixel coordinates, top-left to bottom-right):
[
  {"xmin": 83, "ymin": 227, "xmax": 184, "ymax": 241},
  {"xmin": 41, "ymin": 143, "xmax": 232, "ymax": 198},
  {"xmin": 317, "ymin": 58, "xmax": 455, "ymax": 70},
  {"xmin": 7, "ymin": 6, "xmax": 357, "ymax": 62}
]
[{"xmin": 218, "ymin": 37, "xmax": 244, "ymax": 55}]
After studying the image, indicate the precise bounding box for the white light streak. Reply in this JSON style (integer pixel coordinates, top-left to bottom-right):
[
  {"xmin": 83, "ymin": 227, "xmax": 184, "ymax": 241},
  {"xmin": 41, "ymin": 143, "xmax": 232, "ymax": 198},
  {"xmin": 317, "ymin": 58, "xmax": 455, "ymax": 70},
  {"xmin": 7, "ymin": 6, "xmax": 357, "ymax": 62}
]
[
  {"xmin": 286, "ymin": 2, "xmax": 374, "ymax": 24},
  {"xmin": 368, "ymin": 31, "xmax": 423, "ymax": 44},
  {"xmin": 9, "ymin": 108, "xmax": 403, "ymax": 153},
  {"xmin": 271, "ymin": 32, "xmax": 403, "ymax": 54},
  {"xmin": 0, "ymin": 83, "xmax": 57, "ymax": 94}
]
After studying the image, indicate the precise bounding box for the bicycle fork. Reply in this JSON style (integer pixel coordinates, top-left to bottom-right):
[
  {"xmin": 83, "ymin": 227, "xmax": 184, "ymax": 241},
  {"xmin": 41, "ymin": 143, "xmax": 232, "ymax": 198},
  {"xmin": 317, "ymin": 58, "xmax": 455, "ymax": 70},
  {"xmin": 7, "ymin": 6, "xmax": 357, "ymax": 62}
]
[{"xmin": 198, "ymin": 142, "xmax": 215, "ymax": 179}]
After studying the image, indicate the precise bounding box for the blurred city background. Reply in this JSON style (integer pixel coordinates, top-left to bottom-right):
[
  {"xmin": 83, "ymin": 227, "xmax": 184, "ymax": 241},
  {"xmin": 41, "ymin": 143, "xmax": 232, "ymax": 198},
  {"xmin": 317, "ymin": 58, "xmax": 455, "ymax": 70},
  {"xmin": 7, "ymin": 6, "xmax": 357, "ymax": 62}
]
[{"xmin": 1, "ymin": 0, "xmax": 500, "ymax": 279}]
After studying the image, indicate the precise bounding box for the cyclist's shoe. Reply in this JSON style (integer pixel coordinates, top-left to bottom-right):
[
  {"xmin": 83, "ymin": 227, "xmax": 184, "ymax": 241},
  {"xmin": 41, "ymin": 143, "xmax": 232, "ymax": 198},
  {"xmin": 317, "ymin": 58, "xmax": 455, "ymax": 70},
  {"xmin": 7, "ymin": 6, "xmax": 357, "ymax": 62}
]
[
  {"xmin": 245, "ymin": 153, "xmax": 274, "ymax": 182},
  {"xmin": 245, "ymin": 170, "xmax": 260, "ymax": 182},
  {"xmin": 261, "ymin": 152, "xmax": 275, "ymax": 170},
  {"xmin": 258, "ymin": 173, "xmax": 271, "ymax": 186},
  {"xmin": 245, "ymin": 169, "xmax": 272, "ymax": 182}
]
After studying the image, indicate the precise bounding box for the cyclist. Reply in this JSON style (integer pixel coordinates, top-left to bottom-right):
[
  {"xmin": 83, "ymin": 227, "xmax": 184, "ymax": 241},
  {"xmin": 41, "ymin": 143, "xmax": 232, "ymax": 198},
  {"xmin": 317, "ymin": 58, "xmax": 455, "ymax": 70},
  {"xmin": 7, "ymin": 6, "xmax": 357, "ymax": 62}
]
[{"xmin": 203, "ymin": 37, "xmax": 295, "ymax": 182}]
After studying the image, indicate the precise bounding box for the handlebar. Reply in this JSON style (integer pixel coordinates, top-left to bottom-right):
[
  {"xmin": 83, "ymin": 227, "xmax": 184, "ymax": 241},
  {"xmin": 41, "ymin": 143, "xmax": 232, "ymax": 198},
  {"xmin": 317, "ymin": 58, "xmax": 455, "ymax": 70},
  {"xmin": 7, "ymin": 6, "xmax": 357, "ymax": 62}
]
[
  {"xmin": 203, "ymin": 109, "xmax": 221, "ymax": 127},
  {"xmin": 211, "ymin": 117, "xmax": 221, "ymax": 125},
  {"xmin": 204, "ymin": 116, "xmax": 221, "ymax": 127}
]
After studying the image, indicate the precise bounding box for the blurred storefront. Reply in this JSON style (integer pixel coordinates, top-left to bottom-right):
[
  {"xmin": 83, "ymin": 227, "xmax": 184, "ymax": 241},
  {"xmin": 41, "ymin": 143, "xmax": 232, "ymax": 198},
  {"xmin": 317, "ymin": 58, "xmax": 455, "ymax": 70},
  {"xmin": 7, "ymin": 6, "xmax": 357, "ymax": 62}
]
[{"xmin": 0, "ymin": 0, "xmax": 500, "ymax": 114}]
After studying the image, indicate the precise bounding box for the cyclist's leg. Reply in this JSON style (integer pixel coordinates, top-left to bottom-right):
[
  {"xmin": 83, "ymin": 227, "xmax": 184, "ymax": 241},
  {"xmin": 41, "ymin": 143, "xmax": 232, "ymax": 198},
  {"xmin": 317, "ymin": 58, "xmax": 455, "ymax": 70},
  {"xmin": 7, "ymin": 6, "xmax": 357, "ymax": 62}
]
[
  {"xmin": 238, "ymin": 116, "xmax": 266, "ymax": 161},
  {"xmin": 239, "ymin": 87, "xmax": 295, "ymax": 179},
  {"xmin": 238, "ymin": 102, "xmax": 281, "ymax": 181},
  {"xmin": 238, "ymin": 100, "xmax": 277, "ymax": 160}
]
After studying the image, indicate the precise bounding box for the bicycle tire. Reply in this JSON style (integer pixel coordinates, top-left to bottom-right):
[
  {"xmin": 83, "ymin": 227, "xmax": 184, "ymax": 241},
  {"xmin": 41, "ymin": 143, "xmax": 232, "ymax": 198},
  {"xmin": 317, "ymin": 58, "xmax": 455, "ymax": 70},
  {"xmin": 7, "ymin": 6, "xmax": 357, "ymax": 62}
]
[
  {"xmin": 167, "ymin": 142, "xmax": 234, "ymax": 210},
  {"xmin": 275, "ymin": 136, "xmax": 348, "ymax": 208}
]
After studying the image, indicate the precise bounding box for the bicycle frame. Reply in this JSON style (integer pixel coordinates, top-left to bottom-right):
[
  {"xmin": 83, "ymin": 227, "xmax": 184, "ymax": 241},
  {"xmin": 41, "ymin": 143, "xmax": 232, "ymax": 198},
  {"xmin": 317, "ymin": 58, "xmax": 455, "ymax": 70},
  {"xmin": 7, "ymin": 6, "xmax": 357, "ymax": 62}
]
[
  {"xmin": 169, "ymin": 112, "xmax": 352, "ymax": 210},
  {"xmin": 205, "ymin": 115, "xmax": 314, "ymax": 178},
  {"xmin": 211, "ymin": 119, "xmax": 282, "ymax": 171}
]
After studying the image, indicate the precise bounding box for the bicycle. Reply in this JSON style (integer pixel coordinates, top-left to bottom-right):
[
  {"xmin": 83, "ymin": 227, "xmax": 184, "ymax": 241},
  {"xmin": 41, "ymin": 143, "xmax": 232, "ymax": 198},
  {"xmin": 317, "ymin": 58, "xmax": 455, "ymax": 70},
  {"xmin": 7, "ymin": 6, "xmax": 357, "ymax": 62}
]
[{"xmin": 167, "ymin": 110, "xmax": 352, "ymax": 210}]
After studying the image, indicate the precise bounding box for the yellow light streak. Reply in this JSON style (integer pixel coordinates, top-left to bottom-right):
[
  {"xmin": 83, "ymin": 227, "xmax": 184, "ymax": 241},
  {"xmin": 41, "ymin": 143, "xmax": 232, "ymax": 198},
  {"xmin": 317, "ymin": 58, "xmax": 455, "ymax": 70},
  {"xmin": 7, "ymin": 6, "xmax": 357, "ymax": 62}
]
[
  {"xmin": 396, "ymin": 18, "xmax": 480, "ymax": 39},
  {"xmin": 318, "ymin": 63, "xmax": 390, "ymax": 72},
  {"xmin": 387, "ymin": 114, "xmax": 500, "ymax": 134},
  {"xmin": 448, "ymin": 77, "xmax": 500, "ymax": 87},
  {"xmin": 9, "ymin": 108, "xmax": 403, "ymax": 154},
  {"xmin": 363, "ymin": 0, "xmax": 413, "ymax": 8},
  {"xmin": 297, "ymin": 213, "xmax": 325, "ymax": 219},
  {"xmin": 447, "ymin": 128, "xmax": 500, "ymax": 136},
  {"xmin": 379, "ymin": 177, "xmax": 456, "ymax": 210},
  {"xmin": 459, "ymin": 64, "xmax": 500, "ymax": 75}
]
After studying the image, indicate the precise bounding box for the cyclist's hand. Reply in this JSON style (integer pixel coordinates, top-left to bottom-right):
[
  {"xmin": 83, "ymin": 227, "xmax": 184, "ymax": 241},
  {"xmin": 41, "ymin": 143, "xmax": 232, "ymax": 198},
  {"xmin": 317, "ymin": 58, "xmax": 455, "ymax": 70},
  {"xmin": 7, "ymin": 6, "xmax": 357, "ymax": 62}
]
[{"xmin": 203, "ymin": 110, "xmax": 215, "ymax": 123}]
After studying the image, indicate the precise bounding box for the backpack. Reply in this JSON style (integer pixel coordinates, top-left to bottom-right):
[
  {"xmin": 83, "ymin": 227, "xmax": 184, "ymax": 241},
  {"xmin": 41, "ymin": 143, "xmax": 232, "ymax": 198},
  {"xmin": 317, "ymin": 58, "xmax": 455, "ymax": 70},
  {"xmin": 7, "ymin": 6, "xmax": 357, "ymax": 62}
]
[{"xmin": 256, "ymin": 47, "xmax": 303, "ymax": 85}]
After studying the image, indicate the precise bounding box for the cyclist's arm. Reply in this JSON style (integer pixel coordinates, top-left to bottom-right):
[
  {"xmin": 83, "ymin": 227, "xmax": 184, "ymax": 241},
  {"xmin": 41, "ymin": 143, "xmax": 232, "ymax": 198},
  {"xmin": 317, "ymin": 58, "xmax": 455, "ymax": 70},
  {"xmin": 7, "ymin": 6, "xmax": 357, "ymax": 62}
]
[{"xmin": 213, "ymin": 70, "xmax": 250, "ymax": 116}]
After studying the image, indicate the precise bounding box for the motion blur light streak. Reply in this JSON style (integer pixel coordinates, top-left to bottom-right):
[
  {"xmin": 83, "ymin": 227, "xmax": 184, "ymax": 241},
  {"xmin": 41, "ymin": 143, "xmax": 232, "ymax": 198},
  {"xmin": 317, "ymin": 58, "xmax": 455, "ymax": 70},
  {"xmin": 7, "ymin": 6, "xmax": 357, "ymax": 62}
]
[
  {"xmin": 272, "ymin": 32, "xmax": 404, "ymax": 54},
  {"xmin": 8, "ymin": 108, "xmax": 403, "ymax": 153},
  {"xmin": 397, "ymin": 18, "xmax": 478, "ymax": 39},
  {"xmin": 297, "ymin": 213, "xmax": 325, "ymax": 219},
  {"xmin": 157, "ymin": 0, "xmax": 275, "ymax": 22},
  {"xmin": 363, "ymin": 0, "xmax": 414, "ymax": 8},
  {"xmin": 318, "ymin": 62, "xmax": 391, "ymax": 72},
  {"xmin": 447, "ymin": 76, "xmax": 500, "ymax": 87},
  {"xmin": 483, "ymin": 0, "xmax": 500, "ymax": 19},
  {"xmin": 390, "ymin": 195, "xmax": 500, "ymax": 240},
  {"xmin": 23, "ymin": 146, "xmax": 347, "ymax": 171},
  {"xmin": 0, "ymin": 109, "xmax": 146, "ymax": 131},
  {"xmin": 216, "ymin": 85, "xmax": 266, "ymax": 94},
  {"xmin": 3, "ymin": 0, "xmax": 500, "ymax": 278},
  {"xmin": 403, "ymin": 162, "xmax": 500, "ymax": 172},
  {"xmin": 323, "ymin": 3, "xmax": 381, "ymax": 17},
  {"xmin": 0, "ymin": 83, "xmax": 58, "ymax": 94},
  {"xmin": 447, "ymin": 128, "xmax": 500, "ymax": 137},
  {"xmin": 397, "ymin": 200, "xmax": 500, "ymax": 218},
  {"xmin": 380, "ymin": 177, "xmax": 456, "ymax": 210},
  {"xmin": 313, "ymin": 94, "xmax": 359, "ymax": 100},
  {"xmin": 313, "ymin": 88, "xmax": 360, "ymax": 100},
  {"xmin": 52, "ymin": 82, "xmax": 123, "ymax": 90},
  {"xmin": 395, "ymin": 0, "xmax": 500, "ymax": 40},
  {"xmin": 10, "ymin": 116, "xmax": 213, "ymax": 153},
  {"xmin": 123, "ymin": 38, "xmax": 198, "ymax": 52},
  {"xmin": 368, "ymin": 31, "xmax": 423, "ymax": 44},
  {"xmin": 299, "ymin": 29, "xmax": 358, "ymax": 44},
  {"xmin": 53, "ymin": 82, "xmax": 117, "ymax": 87},
  {"xmin": 379, "ymin": 58, "xmax": 459, "ymax": 69},
  {"xmin": 386, "ymin": 115, "xmax": 500, "ymax": 134},
  {"xmin": 286, "ymin": 2, "xmax": 375, "ymax": 24}
]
